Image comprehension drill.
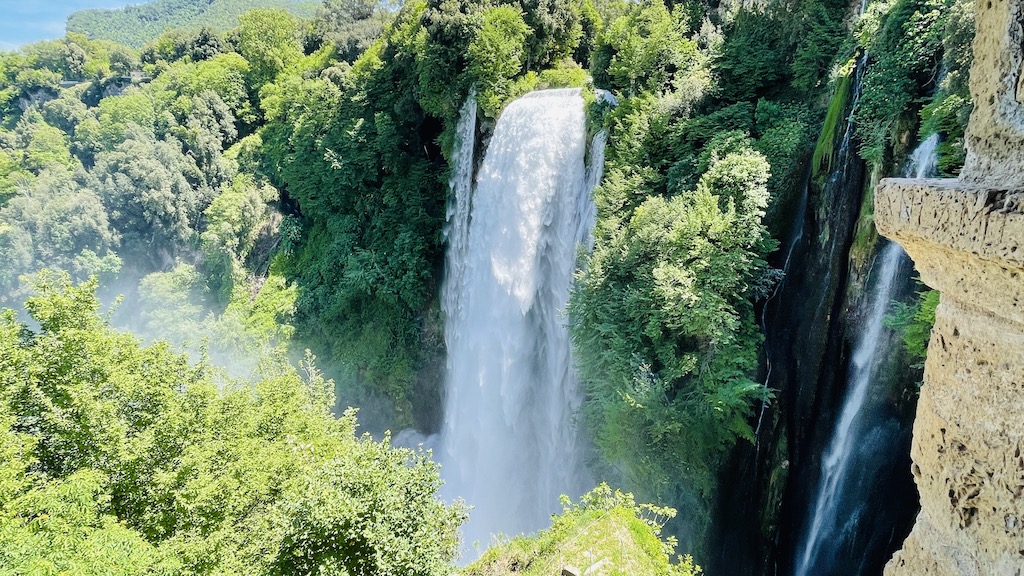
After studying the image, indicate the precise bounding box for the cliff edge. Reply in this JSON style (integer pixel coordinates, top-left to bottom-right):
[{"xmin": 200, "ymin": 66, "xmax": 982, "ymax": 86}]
[{"xmin": 875, "ymin": 0, "xmax": 1024, "ymax": 574}]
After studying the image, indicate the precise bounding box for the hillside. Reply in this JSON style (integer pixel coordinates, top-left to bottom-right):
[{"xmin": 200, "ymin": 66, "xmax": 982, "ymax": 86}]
[{"xmin": 66, "ymin": 0, "xmax": 318, "ymax": 47}]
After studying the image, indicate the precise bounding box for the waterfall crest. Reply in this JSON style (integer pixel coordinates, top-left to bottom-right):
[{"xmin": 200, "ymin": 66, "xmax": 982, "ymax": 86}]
[{"xmin": 440, "ymin": 88, "xmax": 602, "ymax": 551}]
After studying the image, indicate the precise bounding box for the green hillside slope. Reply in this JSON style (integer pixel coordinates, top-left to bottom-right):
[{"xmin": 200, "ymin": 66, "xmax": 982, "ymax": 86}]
[{"xmin": 67, "ymin": 0, "xmax": 318, "ymax": 47}]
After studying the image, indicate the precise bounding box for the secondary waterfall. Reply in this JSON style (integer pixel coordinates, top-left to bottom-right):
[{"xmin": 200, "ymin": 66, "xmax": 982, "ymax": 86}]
[
  {"xmin": 906, "ymin": 133, "xmax": 939, "ymax": 179},
  {"xmin": 440, "ymin": 88, "xmax": 602, "ymax": 552},
  {"xmin": 793, "ymin": 134, "xmax": 938, "ymax": 575}
]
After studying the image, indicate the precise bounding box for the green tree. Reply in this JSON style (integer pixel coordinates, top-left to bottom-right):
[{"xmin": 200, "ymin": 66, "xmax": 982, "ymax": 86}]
[
  {"xmin": 18, "ymin": 114, "xmax": 76, "ymax": 173},
  {"xmin": 0, "ymin": 425, "xmax": 167, "ymax": 575},
  {"xmin": 235, "ymin": 9, "xmax": 304, "ymax": 90},
  {"xmin": 266, "ymin": 1, "xmax": 453, "ymax": 421},
  {"xmin": 75, "ymin": 88, "xmax": 158, "ymax": 153},
  {"xmin": 92, "ymin": 129, "xmax": 208, "ymax": 268},
  {"xmin": 468, "ymin": 5, "xmax": 531, "ymax": 117},
  {"xmin": 571, "ymin": 135, "xmax": 777, "ymax": 530},
  {"xmin": 0, "ymin": 169, "xmax": 121, "ymax": 300},
  {"xmin": 67, "ymin": 0, "xmax": 318, "ymax": 49},
  {"xmin": 593, "ymin": 0, "xmax": 701, "ymax": 96},
  {"xmin": 147, "ymin": 52, "xmax": 253, "ymax": 124},
  {"xmin": 518, "ymin": 0, "xmax": 583, "ymax": 69},
  {"xmin": 175, "ymin": 90, "xmax": 239, "ymax": 187},
  {"xmin": 0, "ymin": 272, "xmax": 466, "ymax": 575},
  {"xmin": 201, "ymin": 175, "xmax": 278, "ymax": 301},
  {"xmin": 311, "ymin": 0, "xmax": 388, "ymax": 62},
  {"xmin": 714, "ymin": 9, "xmax": 793, "ymax": 102}
]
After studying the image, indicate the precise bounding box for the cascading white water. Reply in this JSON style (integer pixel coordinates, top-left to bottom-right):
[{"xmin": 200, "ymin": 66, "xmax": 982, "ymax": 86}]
[
  {"xmin": 440, "ymin": 88, "xmax": 602, "ymax": 552},
  {"xmin": 794, "ymin": 135, "xmax": 938, "ymax": 575},
  {"xmin": 442, "ymin": 92, "xmax": 478, "ymax": 347},
  {"xmin": 794, "ymin": 242, "xmax": 906, "ymax": 574},
  {"xmin": 906, "ymin": 133, "xmax": 940, "ymax": 179}
]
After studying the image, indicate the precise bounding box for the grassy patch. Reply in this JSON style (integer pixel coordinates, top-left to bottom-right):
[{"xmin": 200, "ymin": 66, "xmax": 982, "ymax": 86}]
[{"xmin": 463, "ymin": 485, "xmax": 700, "ymax": 576}]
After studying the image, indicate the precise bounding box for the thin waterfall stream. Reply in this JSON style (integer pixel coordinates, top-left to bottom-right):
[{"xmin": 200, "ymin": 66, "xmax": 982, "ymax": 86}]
[
  {"xmin": 439, "ymin": 89, "xmax": 605, "ymax": 552},
  {"xmin": 793, "ymin": 134, "xmax": 939, "ymax": 575}
]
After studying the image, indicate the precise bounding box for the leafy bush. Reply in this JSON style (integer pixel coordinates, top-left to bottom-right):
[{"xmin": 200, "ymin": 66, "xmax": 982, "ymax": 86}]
[
  {"xmin": 0, "ymin": 273, "xmax": 466, "ymax": 575},
  {"xmin": 465, "ymin": 484, "xmax": 701, "ymax": 576},
  {"xmin": 885, "ymin": 288, "xmax": 939, "ymax": 369}
]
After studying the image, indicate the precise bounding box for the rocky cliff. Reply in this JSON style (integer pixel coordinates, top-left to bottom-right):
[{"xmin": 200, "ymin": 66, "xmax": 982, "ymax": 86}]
[{"xmin": 875, "ymin": 0, "xmax": 1024, "ymax": 573}]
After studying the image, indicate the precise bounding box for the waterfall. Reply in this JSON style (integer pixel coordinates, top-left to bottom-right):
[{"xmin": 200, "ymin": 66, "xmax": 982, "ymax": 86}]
[
  {"xmin": 793, "ymin": 243, "xmax": 908, "ymax": 575},
  {"xmin": 793, "ymin": 135, "xmax": 938, "ymax": 575},
  {"xmin": 906, "ymin": 133, "xmax": 940, "ymax": 179},
  {"xmin": 440, "ymin": 88, "xmax": 601, "ymax": 553},
  {"xmin": 442, "ymin": 92, "xmax": 478, "ymax": 351}
]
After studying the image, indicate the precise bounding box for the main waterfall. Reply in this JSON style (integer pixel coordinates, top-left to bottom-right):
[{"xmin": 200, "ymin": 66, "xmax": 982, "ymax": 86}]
[{"xmin": 440, "ymin": 89, "xmax": 602, "ymax": 552}]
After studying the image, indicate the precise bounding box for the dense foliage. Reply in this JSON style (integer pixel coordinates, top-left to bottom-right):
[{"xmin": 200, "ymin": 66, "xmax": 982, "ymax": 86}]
[
  {"xmin": 67, "ymin": 0, "xmax": 319, "ymax": 48},
  {"xmin": 258, "ymin": 0, "xmax": 603, "ymax": 425},
  {"xmin": 0, "ymin": 26, "xmax": 300, "ymax": 381},
  {"xmin": 566, "ymin": 0, "xmax": 822, "ymax": 541},
  {"xmin": 853, "ymin": 0, "xmax": 973, "ymax": 169},
  {"xmin": 571, "ymin": 101, "xmax": 781, "ymax": 514},
  {"xmin": 0, "ymin": 273, "xmax": 465, "ymax": 574}
]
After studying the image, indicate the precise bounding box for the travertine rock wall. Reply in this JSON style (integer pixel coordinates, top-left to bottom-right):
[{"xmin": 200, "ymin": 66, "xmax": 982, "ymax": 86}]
[
  {"xmin": 875, "ymin": 0, "xmax": 1024, "ymax": 573},
  {"xmin": 962, "ymin": 0, "xmax": 1024, "ymax": 188},
  {"xmin": 876, "ymin": 180, "xmax": 1024, "ymax": 575}
]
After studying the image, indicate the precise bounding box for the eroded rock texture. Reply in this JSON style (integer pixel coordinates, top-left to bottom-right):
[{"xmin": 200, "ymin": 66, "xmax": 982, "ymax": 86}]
[
  {"xmin": 963, "ymin": 0, "xmax": 1024, "ymax": 189},
  {"xmin": 875, "ymin": 0, "xmax": 1024, "ymax": 573}
]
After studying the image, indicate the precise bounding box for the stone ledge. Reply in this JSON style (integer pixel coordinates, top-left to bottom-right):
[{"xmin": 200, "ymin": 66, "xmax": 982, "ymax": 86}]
[{"xmin": 875, "ymin": 178, "xmax": 1024, "ymax": 327}]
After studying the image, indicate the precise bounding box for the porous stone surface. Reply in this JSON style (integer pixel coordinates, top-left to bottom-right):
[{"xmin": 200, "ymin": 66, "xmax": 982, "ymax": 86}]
[
  {"xmin": 876, "ymin": 177, "xmax": 1024, "ymax": 575},
  {"xmin": 962, "ymin": 0, "xmax": 1024, "ymax": 188},
  {"xmin": 878, "ymin": 296, "xmax": 1024, "ymax": 575},
  {"xmin": 874, "ymin": 180, "xmax": 1024, "ymax": 326},
  {"xmin": 874, "ymin": 0, "xmax": 1024, "ymax": 573}
]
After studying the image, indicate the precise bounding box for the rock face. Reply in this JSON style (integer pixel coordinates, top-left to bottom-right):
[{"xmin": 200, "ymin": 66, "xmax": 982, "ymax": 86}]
[
  {"xmin": 961, "ymin": 0, "xmax": 1024, "ymax": 189},
  {"xmin": 875, "ymin": 0, "xmax": 1024, "ymax": 573}
]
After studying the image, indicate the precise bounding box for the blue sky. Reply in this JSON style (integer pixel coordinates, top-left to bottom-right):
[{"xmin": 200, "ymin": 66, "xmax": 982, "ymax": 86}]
[{"xmin": 0, "ymin": 1, "xmax": 136, "ymax": 51}]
